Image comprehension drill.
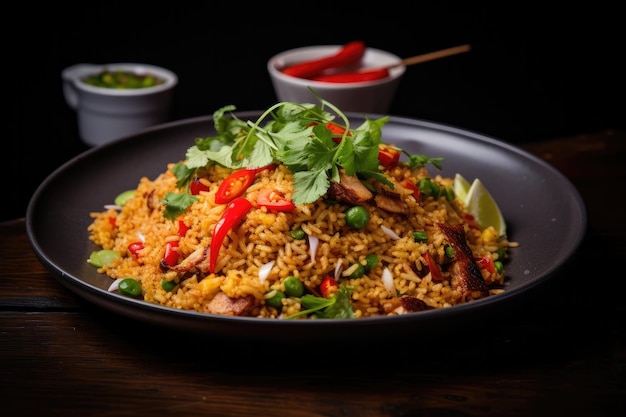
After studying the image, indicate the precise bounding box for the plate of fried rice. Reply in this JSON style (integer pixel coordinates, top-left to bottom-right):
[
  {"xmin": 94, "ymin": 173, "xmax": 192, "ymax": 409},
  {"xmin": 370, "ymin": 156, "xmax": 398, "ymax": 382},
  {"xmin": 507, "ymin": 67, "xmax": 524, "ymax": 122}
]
[{"xmin": 26, "ymin": 100, "xmax": 587, "ymax": 341}]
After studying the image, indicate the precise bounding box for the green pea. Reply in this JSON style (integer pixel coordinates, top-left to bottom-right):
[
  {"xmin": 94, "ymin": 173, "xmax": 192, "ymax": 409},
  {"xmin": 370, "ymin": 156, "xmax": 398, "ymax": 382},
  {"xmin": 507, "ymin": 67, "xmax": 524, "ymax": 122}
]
[
  {"xmin": 114, "ymin": 189, "xmax": 136, "ymax": 207},
  {"xmin": 494, "ymin": 260, "xmax": 504, "ymax": 274},
  {"xmin": 161, "ymin": 279, "xmax": 177, "ymax": 292},
  {"xmin": 348, "ymin": 264, "xmax": 365, "ymax": 279},
  {"xmin": 265, "ymin": 290, "xmax": 285, "ymax": 309},
  {"xmin": 87, "ymin": 249, "xmax": 120, "ymax": 267},
  {"xmin": 364, "ymin": 254, "xmax": 379, "ymax": 272},
  {"xmin": 284, "ymin": 276, "xmax": 304, "ymax": 297},
  {"xmin": 445, "ymin": 246, "xmax": 455, "ymax": 258},
  {"xmin": 345, "ymin": 206, "xmax": 369, "ymax": 229},
  {"xmin": 118, "ymin": 278, "xmax": 142, "ymax": 297},
  {"xmin": 413, "ymin": 231, "xmax": 428, "ymax": 243},
  {"xmin": 290, "ymin": 229, "xmax": 306, "ymax": 240}
]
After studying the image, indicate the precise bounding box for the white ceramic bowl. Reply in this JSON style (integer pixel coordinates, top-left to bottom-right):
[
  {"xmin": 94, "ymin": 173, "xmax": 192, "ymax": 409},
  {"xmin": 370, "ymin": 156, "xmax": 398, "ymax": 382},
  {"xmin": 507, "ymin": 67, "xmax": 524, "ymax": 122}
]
[
  {"xmin": 62, "ymin": 63, "xmax": 178, "ymax": 146},
  {"xmin": 268, "ymin": 45, "xmax": 405, "ymax": 114}
]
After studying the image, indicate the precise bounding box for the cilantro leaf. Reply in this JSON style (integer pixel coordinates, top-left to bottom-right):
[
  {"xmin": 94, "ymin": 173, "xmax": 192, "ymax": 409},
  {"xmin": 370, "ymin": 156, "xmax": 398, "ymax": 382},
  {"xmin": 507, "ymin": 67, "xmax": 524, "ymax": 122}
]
[
  {"xmin": 161, "ymin": 192, "xmax": 198, "ymax": 220},
  {"xmin": 292, "ymin": 169, "xmax": 330, "ymax": 205}
]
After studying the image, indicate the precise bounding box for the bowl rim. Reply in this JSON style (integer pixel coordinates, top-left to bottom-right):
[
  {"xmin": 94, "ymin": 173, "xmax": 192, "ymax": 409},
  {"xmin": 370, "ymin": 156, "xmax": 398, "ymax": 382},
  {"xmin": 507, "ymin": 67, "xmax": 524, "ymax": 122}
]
[
  {"xmin": 62, "ymin": 62, "xmax": 178, "ymax": 96},
  {"xmin": 267, "ymin": 45, "xmax": 406, "ymax": 89}
]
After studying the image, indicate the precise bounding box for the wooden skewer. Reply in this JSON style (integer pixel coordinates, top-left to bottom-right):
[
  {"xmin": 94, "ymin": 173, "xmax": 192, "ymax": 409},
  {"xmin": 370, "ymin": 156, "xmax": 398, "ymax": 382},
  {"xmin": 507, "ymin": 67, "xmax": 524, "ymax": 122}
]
[{"xmin": 388, "ymin": 44, "xmax": 472, "ymax": 69}]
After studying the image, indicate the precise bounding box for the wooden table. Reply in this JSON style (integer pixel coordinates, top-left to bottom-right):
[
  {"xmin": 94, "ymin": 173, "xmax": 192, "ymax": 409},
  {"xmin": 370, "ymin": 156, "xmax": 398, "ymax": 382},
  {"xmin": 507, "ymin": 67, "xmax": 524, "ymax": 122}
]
[{"xmin": 2, "ymin": 129, "xmax": 625, "ymax": 417}]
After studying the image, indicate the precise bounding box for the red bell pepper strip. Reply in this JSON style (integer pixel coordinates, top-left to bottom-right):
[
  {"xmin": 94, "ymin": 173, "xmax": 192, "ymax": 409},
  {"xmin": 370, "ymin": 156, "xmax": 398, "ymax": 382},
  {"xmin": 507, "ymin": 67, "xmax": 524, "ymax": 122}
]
[
  {"xmin": 215, "ymin": 168, "xmax": 257, "ymax": 204},
  {"xmin": 281, "ymin": 40, "xmax": 366, "ymax": 79},
  {"xmin": 311, "ymin": 68, "xmax": 390, "ymax": 83},
  {"xmin": 378, "ymin": 144, "xmax": 401, "ymax": 167},
  {"xmin": 402, "ymin": 179, "xmax": 421, "ymax": 200},
  {"xmin": 476, "ymin": 256, "xmax": 496, "ymax": 274},
  {"xmin": 177, "ymin": 220, "xmax": 190, "ymax": 237},
  {"xmin": 257, "ymin": 189, "xmax": 295, "ymax": 212},
  {"xmin": 326, "ymin": 122, "xmax": 351, "ymax": 144},
  {"xmin": 209, "ymin": 197, "xmax": 253, "ymax": 273},
  {"xmin": 128, "ymin": 242, "xmax": 144, "ymax": 259},
  {"xmin": 190, "ymin": 177, "xmax": 210, "ymax": 195},
  {"xmin": 163, "ymin": 241, "xmax": 180, "ymax": 267},
  {"xmin": 320, "ymin": 276, "xmax": 339, "ymax": 298}
]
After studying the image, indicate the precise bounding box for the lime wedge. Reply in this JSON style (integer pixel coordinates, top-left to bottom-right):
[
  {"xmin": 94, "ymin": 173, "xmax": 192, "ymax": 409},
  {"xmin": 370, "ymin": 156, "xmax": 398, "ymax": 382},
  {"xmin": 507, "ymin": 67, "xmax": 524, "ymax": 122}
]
[
  {"xmin": 453, "ymin": 173, "xmax": 471, "ymax": 203},
  {"xmin": 464, "ymin": 179, "xmax": 507, "ymax": 237}
]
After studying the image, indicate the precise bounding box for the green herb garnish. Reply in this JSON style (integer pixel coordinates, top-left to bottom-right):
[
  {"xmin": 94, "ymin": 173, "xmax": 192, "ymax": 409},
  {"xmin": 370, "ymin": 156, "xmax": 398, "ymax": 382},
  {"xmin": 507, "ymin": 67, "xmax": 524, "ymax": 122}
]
[
  {"xmin": 287, "ymin": 284, "xmax": 355, "ymax": 319},
  {"xmin": 165, "ymin": 90, "xmax": 443, "ymax": 218}
]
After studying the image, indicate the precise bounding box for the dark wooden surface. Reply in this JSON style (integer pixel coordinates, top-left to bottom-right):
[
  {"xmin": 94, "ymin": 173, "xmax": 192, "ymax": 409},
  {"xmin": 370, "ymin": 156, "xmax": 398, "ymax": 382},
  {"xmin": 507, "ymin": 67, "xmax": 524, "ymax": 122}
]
[{"xmin": 2, "ymin": 129, "xmax": 625, "ymax": 417}]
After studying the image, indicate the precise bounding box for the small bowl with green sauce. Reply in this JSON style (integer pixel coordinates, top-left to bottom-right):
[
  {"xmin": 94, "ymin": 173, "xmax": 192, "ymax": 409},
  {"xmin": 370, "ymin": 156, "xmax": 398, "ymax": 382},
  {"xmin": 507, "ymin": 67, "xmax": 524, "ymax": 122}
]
[{"xmin": 62, "ymin": 63, "xmax": 178, "ymax": 146}]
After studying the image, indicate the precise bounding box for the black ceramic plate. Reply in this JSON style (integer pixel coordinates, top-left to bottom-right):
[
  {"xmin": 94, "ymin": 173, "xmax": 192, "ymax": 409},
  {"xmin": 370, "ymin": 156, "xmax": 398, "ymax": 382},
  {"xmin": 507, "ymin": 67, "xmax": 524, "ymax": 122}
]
[{"xmin": 26, "ymin": 112, "xmax": 587, "ymax": 341}]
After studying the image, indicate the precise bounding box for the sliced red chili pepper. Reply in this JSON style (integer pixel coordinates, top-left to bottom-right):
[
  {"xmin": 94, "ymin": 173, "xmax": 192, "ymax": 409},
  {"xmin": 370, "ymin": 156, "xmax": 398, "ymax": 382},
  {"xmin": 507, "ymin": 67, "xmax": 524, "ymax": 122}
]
[
  {"xmin": 378, "ymin": 144, "xmax": 401, "ymax": 167},
  {"xmin": 326, "ymin": 122, "xmax": 352, "ymax": 144},
  {"xmin": 177, "ymin": 220, "xmax": 190, "ymax": 237},
  {"xmin": 254, "ymin": 164, "xmax": 277, "ymax": 173},
  {"xmin": 281, "ymin": 40, "xmax": 366, "ymax": 79},
  {"xmin": 320, "ymin": 276, "xmax": 339, "ymax": 298},
  {"xmin": 312, "ymin": 68, "xmax": 390, "ymax": 83},
  {"xmin": 476, "ymin": 256, "xmax": 496, "ymax": 274},
  {"xmin": 190, "ymin": 177, "xmax": 210, "ymax": 195},
  {"xmin": 209, "ymin": 197, "xmax": 253, "ymax": 273},
  {"xmin": 402, "ymin": 179, "xmax": 421, "ymax": 200},
  {"xmin": 215, "ymin": 168, "xmax": 257, "ymax": 204},
  {"xmin": 326, "ymin": 122, "xmax": 346, "ymax": 135},
  {"xmin": 163, "ymin": 241, "xmax": 180, "ymax": 267},
  {"xmin": 424, "ymin": 252, "xmax": 443, "ymax": 282},
  {"xmin": 128, "ymin": 242, "xmax": 144, "ymax": 259},
  {"xmin": 257, "ymin": 189, "xmax": 296, "ymax": 212}
]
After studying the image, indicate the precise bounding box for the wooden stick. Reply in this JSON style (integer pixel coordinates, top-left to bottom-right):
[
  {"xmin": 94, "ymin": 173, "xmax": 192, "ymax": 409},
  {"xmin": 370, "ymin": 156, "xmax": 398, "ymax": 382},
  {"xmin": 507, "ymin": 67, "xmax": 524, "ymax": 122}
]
[{"xmin": 388, "ymin": 44, "xmax": 472, "ymax": 69}]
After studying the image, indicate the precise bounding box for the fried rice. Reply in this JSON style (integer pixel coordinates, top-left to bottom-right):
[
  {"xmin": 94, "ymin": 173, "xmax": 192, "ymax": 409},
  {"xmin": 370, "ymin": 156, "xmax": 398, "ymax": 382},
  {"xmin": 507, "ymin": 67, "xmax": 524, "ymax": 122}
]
[{"xmin": 87, "ymin": 102, "xmax": 511, "ymax": 319}]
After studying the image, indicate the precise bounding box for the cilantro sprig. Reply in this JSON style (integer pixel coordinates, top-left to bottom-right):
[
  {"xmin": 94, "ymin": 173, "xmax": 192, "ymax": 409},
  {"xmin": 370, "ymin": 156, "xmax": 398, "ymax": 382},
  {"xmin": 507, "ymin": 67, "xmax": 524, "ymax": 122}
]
[
  {"xmin": 163, "ymin": 91, "xmax": 444, "ymax": 219},
  {"xmin": 286, "ymin": 284, "xmax": 355, "ymax": 319}
]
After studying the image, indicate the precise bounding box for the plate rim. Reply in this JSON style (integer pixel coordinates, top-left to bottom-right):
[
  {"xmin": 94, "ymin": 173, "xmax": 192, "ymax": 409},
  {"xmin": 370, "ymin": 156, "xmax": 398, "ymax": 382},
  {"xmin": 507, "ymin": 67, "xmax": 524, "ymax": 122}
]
[{"xmin": 26, "ymin": 111, "xmax": 588, "ymax": 339}]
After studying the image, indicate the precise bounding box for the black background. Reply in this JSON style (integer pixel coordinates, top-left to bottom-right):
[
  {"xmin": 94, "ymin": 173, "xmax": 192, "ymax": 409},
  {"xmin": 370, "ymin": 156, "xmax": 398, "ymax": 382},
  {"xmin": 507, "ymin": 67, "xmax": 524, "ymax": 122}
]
[{"xmin": 7, "ymin": 4, "xmax": 624, "ymax": 221}]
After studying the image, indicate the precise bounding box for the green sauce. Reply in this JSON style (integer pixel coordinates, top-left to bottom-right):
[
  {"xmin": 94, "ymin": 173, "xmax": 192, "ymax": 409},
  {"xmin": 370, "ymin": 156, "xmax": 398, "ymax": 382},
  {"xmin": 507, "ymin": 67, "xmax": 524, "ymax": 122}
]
[{"xmin": 81, "ymin": 70, "xmax": 165, "ymax": 89}]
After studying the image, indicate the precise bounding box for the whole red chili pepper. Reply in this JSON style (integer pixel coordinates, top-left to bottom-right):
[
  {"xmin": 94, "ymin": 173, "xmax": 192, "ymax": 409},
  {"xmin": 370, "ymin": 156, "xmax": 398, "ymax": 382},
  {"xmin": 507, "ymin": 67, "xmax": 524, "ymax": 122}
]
[
  {"xmin": 281, "ymin": 40, "xmax": 366, "ymax": 79},
  {"xmin": 209, "ymin": 197, "xmax": 253, "ymax": 273},
  {"xmin": 311, "ymin": 68, "xmax": 390, "ymax": 83}
]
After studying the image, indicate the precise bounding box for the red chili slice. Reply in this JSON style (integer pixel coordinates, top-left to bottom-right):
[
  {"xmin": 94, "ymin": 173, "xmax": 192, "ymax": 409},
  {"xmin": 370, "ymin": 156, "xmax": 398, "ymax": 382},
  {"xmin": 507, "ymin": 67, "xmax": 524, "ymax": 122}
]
[
  {"xmin": 257, "ymin": 189, "xmax": 295, "ymax": 212},
  {"xmin": 215, "ymin": 168, "xmax": 257, "ymax": 204},
  {"xmin": 320, "ymin": 276, "xmax": 339, "ymax": 298}
]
